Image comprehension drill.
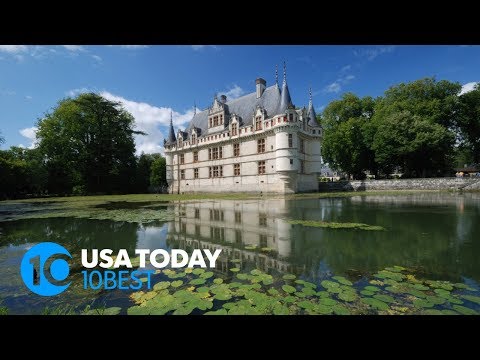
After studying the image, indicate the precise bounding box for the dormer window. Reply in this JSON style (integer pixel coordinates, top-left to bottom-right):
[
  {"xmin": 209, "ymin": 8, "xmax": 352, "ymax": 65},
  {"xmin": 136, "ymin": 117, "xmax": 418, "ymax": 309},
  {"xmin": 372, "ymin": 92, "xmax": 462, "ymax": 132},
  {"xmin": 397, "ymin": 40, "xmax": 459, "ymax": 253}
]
[
  {"xmin": 191, "ymin": 133, "xmax": 196, "ymax": 145},
  {"xmin": 255, "ymin": 116, "xmax": 262, "ymax": 131},
  {"xmin": 231, "ymin": 123, "xmax": 237, "ymax": 136}
]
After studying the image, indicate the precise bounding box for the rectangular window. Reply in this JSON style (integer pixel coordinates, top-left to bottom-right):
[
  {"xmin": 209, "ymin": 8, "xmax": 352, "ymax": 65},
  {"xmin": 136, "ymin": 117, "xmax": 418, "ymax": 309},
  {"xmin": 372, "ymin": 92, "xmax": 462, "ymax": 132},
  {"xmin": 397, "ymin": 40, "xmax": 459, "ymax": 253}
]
[
  {"xmin": 257, "ymin": 138, "xmax": 265, "ymax": 153},
  {"xmin": 220, "ymin": 114, "xmax": 223, "ymax": 124},
  {"xmin": 259, "ymin": 213, "xmax": 267, "ymax": 227},
  {"xmin": 180, "ymin": 154, "xmax": 184, "ymax": 164},
  {"xmin": 193, "ymin": 151, "xmax": 198, "ymax": 162},
  {"xmin": 212, "ymin": 147, "xmax": 218, "ymax": 159},
  {"xmin": 255, "ymin": 116, "xmax": 262, "ymax": 130},
  {"xmin": 208, "ymin": 148, "xmax": 212, "ymax": 160},
  {"xmin": 290, "ymin": 159, "xmax": 293, "ymax": 165},
  {"xmin": 289, "ymin": 113, "xmax": 293, "ymax": 122},
  {"xmin": 258, "ymin": 161, "xmax": 266, "ymax": 174},
  {"xmin": 219, "ymin": 146, "xmax": 223, "ymax": 159},
  {"xmin": 234, "ymin": 163, "xmax": 240, "ymax": 176},
  {"xmin": 288, "ymin": 134, "xmax": 293, "ymax": 148},
  {"xmin": 209, "ymin": 167, "xmax": 212, "ymax": 178},
  {"xmin": 231, "ymin": 123, "xmax": 237, "ymax": 136},
  {"xmin": 210, "ymin": 165, "xmax": 222, "ymax": 178},
  {"xmin": 259, "ymin": 234, "xmax": 268, "ymax": 248},
  {"xmin": 194, "ymin": 208, "xmax": 200, "ymax": 219},
  {"xmin": 233, "ymin": 143, "xmax": 240, "ymax": 157},
  {"xmin": 194, "ymin": 168, "xmax": 199, "ymax": 179},
  {"xmin": 300, "ymin": 138, "xmax": 305, "ymax": 154},
  {"xmin": 180, "ymin": 169, "xmax": 185, "ymax": 179},
  {"xmin": 300, "ymin": 160, "xmax": 304, "ymax": 174},
  {"xmin": 234, "ymin": 211, "xmax": 242, "ymax": 224}
]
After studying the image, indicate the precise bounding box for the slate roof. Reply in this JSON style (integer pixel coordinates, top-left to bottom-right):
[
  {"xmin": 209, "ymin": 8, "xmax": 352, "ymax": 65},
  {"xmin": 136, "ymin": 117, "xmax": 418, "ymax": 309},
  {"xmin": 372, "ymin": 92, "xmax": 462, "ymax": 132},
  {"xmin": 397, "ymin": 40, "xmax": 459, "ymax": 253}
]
[{"xmin": 186, "ymin": 85, "xmax": 283, "ymax": 137}]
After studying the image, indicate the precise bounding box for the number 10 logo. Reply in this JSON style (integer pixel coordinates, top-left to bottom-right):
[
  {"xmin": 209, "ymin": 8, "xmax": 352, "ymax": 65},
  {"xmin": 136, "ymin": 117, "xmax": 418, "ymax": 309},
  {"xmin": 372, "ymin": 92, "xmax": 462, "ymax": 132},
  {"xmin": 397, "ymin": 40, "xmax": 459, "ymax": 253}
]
[{"xmin": 20, "ymin": 242, "xmax": 72, "ymax": 296}]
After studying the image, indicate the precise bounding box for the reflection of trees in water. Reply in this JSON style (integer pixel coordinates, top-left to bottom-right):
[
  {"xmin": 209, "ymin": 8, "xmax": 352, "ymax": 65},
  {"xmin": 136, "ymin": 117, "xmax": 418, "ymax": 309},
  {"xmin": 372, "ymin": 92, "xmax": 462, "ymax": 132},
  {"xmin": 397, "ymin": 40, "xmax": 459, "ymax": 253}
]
[
  {"xmin": 286, "ymin": 196, "xmax": 480, "ymax": 282},
  {"xmin": 0, "ymin": 218, "xmax": 139, "ymax": 254}
]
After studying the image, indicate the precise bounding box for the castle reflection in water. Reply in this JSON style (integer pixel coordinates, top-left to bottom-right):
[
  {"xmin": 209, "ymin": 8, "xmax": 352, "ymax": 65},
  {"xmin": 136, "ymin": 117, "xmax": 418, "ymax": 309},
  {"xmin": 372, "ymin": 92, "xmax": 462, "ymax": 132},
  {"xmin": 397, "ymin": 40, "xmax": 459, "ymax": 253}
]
[{"xmin": 166, "ymin": 199, "xmax": 297, "ymax": 274}]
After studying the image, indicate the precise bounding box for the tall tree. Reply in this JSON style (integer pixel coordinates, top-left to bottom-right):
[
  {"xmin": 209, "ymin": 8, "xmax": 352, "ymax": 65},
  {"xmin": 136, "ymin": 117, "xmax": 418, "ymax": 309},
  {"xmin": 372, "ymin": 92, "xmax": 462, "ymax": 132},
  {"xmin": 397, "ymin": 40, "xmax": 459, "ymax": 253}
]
[
  {"xmin": 321, "ymin": 93, "xmax": 377, "ymax": 179},
  {"xmin": 135, "ymin": 152, "xmax": 163, "ymax": 193},
  {"xmin": 457, "ymin": 84, "xmax": 480, "ymax": 165},
  {"xmin": 36, "ymin": 93, "xmax": 144, "ymax": 194},
  {"xmin": 150, "ymin": 156, "xmax": 167, "ymax": 192}
]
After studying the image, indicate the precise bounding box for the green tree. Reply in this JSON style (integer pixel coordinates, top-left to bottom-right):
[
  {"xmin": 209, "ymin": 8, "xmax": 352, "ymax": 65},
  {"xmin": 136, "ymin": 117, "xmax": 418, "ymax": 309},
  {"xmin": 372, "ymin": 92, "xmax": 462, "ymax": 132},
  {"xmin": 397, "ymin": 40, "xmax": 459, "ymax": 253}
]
[
  {"xmin": 36, "ymin": 93, "xmax": 144, "ymax": 194},
  {"xmin": 135, "ymin": 152, "xmax": 163, "ymax": 193},
  {"xmin": 321, "ymin": 93, "xmax": 377, "ymax": 179},
  {"xmin": 457, "ymin": 83, "xmax": 480, "ymax": 165},
  {"xmin": 372, "ymin": 111, "xmax": 455, "ymax": 177},
  {"xmin": 370, "ymin": 78, "xmax": 461, "ymax": 177},
  {"xmin": 150, "ymin": 156, "xmax": 167, "ymax": 192}
]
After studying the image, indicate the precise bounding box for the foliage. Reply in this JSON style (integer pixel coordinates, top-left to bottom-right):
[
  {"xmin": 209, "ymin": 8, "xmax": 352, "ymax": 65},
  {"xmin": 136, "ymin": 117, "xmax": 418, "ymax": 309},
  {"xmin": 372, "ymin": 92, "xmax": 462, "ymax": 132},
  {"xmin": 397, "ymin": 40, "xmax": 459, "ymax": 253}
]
[
  {"xmin": 457, "ymin": 83, "xmax": 480, "ymax": 165},
  {"xmin": 150, "ymin": 156, "xmax": 167, "ymax": 192}
]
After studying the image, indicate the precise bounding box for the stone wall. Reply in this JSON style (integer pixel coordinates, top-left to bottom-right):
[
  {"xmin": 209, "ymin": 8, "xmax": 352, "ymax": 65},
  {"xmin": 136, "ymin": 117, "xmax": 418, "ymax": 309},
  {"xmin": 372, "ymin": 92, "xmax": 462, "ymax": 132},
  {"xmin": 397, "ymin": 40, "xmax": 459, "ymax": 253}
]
[{"xmin": 318, "ymin": 178, "xmax": 480, "ymax": 192}]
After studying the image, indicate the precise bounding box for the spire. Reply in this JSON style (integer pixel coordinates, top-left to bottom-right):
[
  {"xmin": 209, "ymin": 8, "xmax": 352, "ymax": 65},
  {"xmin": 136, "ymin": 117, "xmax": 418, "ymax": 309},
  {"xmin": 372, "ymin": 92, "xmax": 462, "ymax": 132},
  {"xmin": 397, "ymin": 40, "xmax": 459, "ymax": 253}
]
[
  {"xmin": 275, "ymin": 64, "xmax": 279, "ymax": 87},
  {"xmin": 279, "ymin": 61, "xmax": 293, "ymax": 112},
  {"xmin": 166, "ymin": 110, "xmax": 177, "ymax": 144},
  {"xmin": 307, "ymin": 87, "xmax": 319, "ymax": 127},
  {"xmin": 193, "ymin": 101, "xmax": 196, "ymax": 116}
]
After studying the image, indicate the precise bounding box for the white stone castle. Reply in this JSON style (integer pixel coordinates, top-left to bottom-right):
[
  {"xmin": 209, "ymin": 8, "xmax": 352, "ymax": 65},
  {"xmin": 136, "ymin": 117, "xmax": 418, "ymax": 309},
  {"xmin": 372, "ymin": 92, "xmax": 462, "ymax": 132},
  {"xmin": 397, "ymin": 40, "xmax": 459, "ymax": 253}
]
[{"xmin": 164, "ymin": 64, "xmax": 322, "ymax": 194}]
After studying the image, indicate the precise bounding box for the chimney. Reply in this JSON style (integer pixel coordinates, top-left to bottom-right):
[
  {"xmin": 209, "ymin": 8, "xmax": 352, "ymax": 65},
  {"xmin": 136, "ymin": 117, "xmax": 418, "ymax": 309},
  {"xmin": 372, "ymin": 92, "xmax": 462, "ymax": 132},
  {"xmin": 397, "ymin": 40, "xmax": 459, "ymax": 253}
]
[
  {"xmin": 220, "ymin": 94, "xmax": 227, "ymax": 104},
  {"xmin": 256, "ymin": 78, "xmax": 266, "ymax": 98}
]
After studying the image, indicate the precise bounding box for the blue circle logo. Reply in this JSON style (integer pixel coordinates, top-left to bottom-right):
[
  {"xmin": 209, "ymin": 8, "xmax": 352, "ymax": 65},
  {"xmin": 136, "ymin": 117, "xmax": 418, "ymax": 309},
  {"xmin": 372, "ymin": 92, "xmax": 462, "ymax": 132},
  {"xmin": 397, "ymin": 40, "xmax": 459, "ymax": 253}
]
[{"xmin": 20, "ymin": 242, "xmax": 72, "ymax": 296}]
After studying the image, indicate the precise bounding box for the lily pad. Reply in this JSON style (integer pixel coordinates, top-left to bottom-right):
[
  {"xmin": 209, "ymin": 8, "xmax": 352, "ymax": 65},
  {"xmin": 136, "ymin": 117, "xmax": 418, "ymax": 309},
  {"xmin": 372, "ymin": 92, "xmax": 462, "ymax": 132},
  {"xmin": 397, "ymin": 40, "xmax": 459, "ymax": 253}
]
[
  {"xmin": 268, "ymin": 288, "xmax": 280, "ymax": 296},
  {"xmin": 213, "ymin": 278, "xmax": 224, "ymax": 285},
  {"xmin": 153, "ymin": 281, "xmax": 170, "ymax": 291},
  {"xmin": 196, "ymin": 286, "xmax": 209, "ymax": 293},
  {"xmin": 312, "ymin": 304, "xmax": 333, "ymax": 314},
  {"xmin": 171, "ymin": 280, "xmax": 184, "ymax": 288},
  {"xmin": 230, "ymin": 268, "xmax": 240, "ymax": 272},
  {"xmin": 361, "ymin": 297, "xmax": 389, "ymax": 311},
  {"xmin": 441, "ymin": 309, "xmax": 458, "ymax": 315},
  {"xmin": 295, "ymin": 292, "xmax": 307, "ymax": 298},
  {"xmin": 412, "ymin": 299, "xmax": 435, "ymax": 308},
  {"xmin": 423, "ymin": 309, "xmax": 443, "ymax": 315},
  {"xmin": 173, "ymin": 306, "xmax": 194, "ymax": 315},
  {"xmin": 332, "ymin": 304, "xmax": 351, "ymax": 315},
  {"xmin": 298, "ymin": 301, "xmax": 315, "ymax": 310},
  {"xmin": 461, "ymin": 295, "xmax": 480, "ymax": 305},
  {"xmin": 250, "ymin": 269, "xmax": 263, "ymax": 276},
  {"xmin": 319, "ymin": 298, "xmax": 337, "ymax": 306},
  {"xmin": 244, "ymin": 245, "xmax": 257, "ymax": 250},
  {"xmin": 339, "ymin": 291, "xmax": 358, "ymax": 302},
  {"xmin": 101, "ymin": 307, "xmax": 122, "ymax": 315},
  {"xmin": 236, "ymin": 273, "xmax": 249, "ymax": 281},
  {"xmin": 364, "ymin": 286, "xmax": 380, "ymax": 292},
  {"xmin": 321, "ymin": 280, "xmax": 340, "ymax": 289},
  {"xmin": 192, "ymin": 268, "xmax": 205, "ymax": 275},
  {"xmin": 282, "ymin": 274, "xmax": 296, "ymax": 280},
  {"xmin": 412, "ymin": 283, "xmax": 429, "ymax": 291},
  {"xmin": 200, "ymin": 271, "xmax": 214, "ymax": 279},
  {"xmin": 316, "ymin": 291, "xmax": 330, "ymax": 298},
  {"xmin": 190, "ymin": 278, "xmax": 206, "ymax": 285},
  {"xmin": 361, "ymin": 290, "xmax": 375, "ymax": 296},
  {"xmin": 452, "ymin": 305, "xmax": 477, "ymax": 315},
  {"xmin": 332, "ymin": 276, "xmax": 353, "ymax": 286},
  {"xmin": 282, "ymin": 285, "xmax": 296, "ymax": 294},
  {"xmin": 302, "ymin": 287, "xmax": 317, "ymax": 296}
]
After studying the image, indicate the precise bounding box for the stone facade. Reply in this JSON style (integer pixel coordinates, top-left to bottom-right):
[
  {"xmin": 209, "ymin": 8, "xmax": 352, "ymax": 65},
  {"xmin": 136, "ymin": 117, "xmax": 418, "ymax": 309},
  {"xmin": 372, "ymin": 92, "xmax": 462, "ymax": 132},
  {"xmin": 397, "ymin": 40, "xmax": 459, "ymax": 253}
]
[
  {"xmin": 318, "ymin": 178, "xmax": 480, "ymax": 192},
  {"xmin": 164, "ymin": 67, "xmax": 322, "ymax": 194}
]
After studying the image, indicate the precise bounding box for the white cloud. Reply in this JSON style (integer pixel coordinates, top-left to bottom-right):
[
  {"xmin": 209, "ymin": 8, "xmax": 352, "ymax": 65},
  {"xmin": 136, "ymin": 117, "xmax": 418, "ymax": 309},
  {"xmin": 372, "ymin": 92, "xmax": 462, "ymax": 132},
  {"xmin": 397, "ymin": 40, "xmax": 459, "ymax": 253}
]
[
  {"xmin": 0, "ymin": 89, "xmax": 16, "ymax": 96},
  {"xmin": 100, "ymin": 91, "xmax": 194, "ymax": 154},
  {"xmin": 19, "ymin": 126, "xmax": 38, "ymax": 149},
  {"xmin": 354, "ymin": 46, "xmax": 395, "ymax": 61},
  {"xmin": 118, "ymin": 45, "xmax": 148, "ymax": 49},
  {"xmin": 223, "ymin": 84, "xmax": 245, "ymax": 100},
  {"xmin": 191, "ymin": 45, "xmax": 218, "ymax": 51},
  {"xmin": 66, "ymin": 88, "xmax": 93, "ymax": 97},
  {"xmin": 340, "ymin": 64, "xmax": 351, "ymax": 73},
  {"xmin": 91, "ymin": 54, "xmax": 102, "ymax": 62},
  {"xmin": 460, "ymin": 82, "xmax": 478, "ymax": 95},
  {"xmin": 324, "ymin": 74, "xmax": 355, "ymax": 94},
  {"xmin": 0, "ymin": 45, "xmax": 28, "ymax": 53},
  {"xmin": 62, "ymin": 45, "xmax": 85, "ymax": 52},
  {"xmin": 25, "ymin": 95, "xmax": 33, "ymax": 100}
]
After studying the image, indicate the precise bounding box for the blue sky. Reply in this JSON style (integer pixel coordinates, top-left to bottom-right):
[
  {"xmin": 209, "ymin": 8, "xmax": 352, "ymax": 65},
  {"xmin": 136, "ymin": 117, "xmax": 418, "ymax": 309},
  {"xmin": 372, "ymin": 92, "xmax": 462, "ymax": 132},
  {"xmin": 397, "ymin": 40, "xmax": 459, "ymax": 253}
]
[{"xmin": 0, "ymin": 45, "xmax": 479, "ymax": 154}]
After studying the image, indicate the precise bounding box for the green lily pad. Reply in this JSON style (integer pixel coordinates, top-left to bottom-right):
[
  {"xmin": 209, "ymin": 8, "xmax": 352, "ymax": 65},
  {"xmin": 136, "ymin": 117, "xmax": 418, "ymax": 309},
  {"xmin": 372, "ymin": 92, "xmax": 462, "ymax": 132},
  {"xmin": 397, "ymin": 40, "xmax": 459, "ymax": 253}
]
[
  {"xmin": 171, "ymin": 280, "xmax": 183, "ymax": 288},
  {"xmin": 230, "ymin": 268, "xmax": 240, "ymax": 272},
  {"xmin": 384, "ymin": 286, "xmax": 402, "ymax": 294},
  {"xmin": 461, "ymin": 295, "xmax": 480, "ymax": 305},
  {"xmin": 385, "ymin": 266, "xmax": 403, "ymax": 273},
  {"xmin": 244, "ymin": 245, "xmax": 257, "ymax": 250},
  {"xmin": 192, "ymin": 268, "xmax": 205, "ymax": 275},
  {"xmin": 446, "ymin": 296, "xmax": 464, "ymax": 305},
  {"xmin": 369, "ymin": 280, "xmax": 384, "ymax": 286},
  {"xmin": 452, "ymin": 305, "xmax": 477, "ymax": 315},
  {"xmin": 321, "ymin": 280, "xmax": 340, "ymax": 289},
  {"xmin": 283, "ymin": 296, "xmax": 297, "ymax": 304},
  {"xmin": 453, "ymin": 283, "xmax": 468, "ymax": 289},
  {"xmin": 303, "ymin": 281, "xmax": 317, "ymax": 289},
  {"xmin": 205, "ymin": 309, "xmax": 228, "ymax": 315},
  {"xmin": 412, "ymin": 283, "xmax": 429, "ymax": 291},
  {"xmin": 298, "ymin": 301, "xmax": 315, "ymax": 310},
  {"xmin": 339, "ymin": 291, "xmax": 358, "ymax": 302},
  {"xmin": 423, "ymin": 309, "xmax": 443, "ymax": 315},
  {"xmin": 332, "ymin": 304, "xmax": 351, "ymax": 315},
  {"xmin": 434, "ymin": 288, "xmax": 450, "ymax": 296},
  {"xmin": 228, "ymin": 282, "xmax": 242, "ymax": 288},
  {"xmin": 319, "ymin": 298, "xmax": 337, "ymax": 306},
  {"xmin": 295, "ymin": 292, "xmax": 307, "ymax": 298},
  {"xmin": 361, "ymin": 290, "xmax": 375, "ymax": 296},
  {"xmin": 302, "ymin": 287, "xmax": 317, "ymax": 296},
  {"xmin": 236, "ymin": 273, "xmax": 249, "ymax": 280},
  {"xmin": 282, "ymin": 274, "xmax": 296, "ymax": 280},
  {"xmin": 333, "ymin": 276, "xmax": 353, "ymax": 286},
  {"xmin": 316, "ymin": 291, "xmax": 330, "ymax": 298},
  {"xmin": 200, "ymin": 271, "xmax": 214, "ymax": 279},
  {"xmin": 196, "ymin": 286, "xmax": 209, "ymax": 293},
  {"xmin": 268, "ymin": 288, "xmax": 280, "ymax": 296},
  {"xmin": 373, "ymin": 294, "xmax": 395, "ymax": 304},
  {"xmin": 173, "ymin": 306, "xmax": 194, "ymax": 315},
  {"xmin": 441, "ymin": 309, "xmax": 458, "ymax": 315},
  {"xmin": 406, "ymin": 289, "xmax": 427, "ymax": 298},
  {"xmin": 262, "ymin": 278, "xmax": 274, "ymax": 286},
  {"xmin": 190, "ymin": 278, "xmax": 206, "ymax": 285},
  {"xmin": 364, "ymin": 286, "xmax": 380, "ymax": 292},
  {"xmin": 425, "ymin": 296, "xmax": 446, "ymax": 305},
  {"xmin": 312, "ymin": 304, "xmax": 333, "ymax": 314},
  {"xmin": 413, "ymin": 299, "xmax": 435, "ymax": 308},
  {"xmin": 261, "ymin": 247, "xmax": 274, "ymax": 252},
  {"xmin": 213, "ymin": 278, "xmax": 224, "ymax": 285},
  {"xmin": 282, "ymin": 285, "xmax": 296, "ymax": 294},
  {"xmin": 153, "ymin": 281, "xmax": 171, "ymax": 291},
  {"xmin": 273, "ymin": 304, "xmax": 290, "ymax": 315},
  {"xmin": 250, "ymin": 269, "xmax": 263, "ymax": 276},
  {"xmin": 326, "ymin": 287, "xmax": 342, "ymax": 294},
  {"xmin": 295, "ymin": 279, "xmax": 306, "ymax": 285},
  {"xmin": 361, "ymin": 297, "xmax": 389, "ymax": 311}
]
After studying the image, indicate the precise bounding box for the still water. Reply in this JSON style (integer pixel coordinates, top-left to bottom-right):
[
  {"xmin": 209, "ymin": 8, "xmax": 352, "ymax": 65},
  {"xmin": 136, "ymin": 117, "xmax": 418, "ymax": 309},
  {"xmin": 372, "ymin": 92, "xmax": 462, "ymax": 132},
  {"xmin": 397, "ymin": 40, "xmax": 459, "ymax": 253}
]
[{"xmin": 1, "ymin": 193, "xmax": 479, "ymax": 314}]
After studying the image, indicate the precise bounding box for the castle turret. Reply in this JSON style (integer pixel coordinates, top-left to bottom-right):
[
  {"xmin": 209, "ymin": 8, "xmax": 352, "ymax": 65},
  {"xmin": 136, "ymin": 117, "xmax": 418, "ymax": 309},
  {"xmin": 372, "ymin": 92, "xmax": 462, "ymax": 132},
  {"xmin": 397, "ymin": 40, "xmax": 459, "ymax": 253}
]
[{"xmin": 279, "ymin": 62, "xmax": 293, "ymax": 113}]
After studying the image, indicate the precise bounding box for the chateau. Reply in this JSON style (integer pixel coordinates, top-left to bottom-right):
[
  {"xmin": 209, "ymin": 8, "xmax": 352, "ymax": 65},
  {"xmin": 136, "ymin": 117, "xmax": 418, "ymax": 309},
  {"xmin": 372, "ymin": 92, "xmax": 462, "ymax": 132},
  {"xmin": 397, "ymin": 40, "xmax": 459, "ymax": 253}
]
[{"xmin": 164, "ymin": 65, "xmax": 322, "ymax": 194}]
